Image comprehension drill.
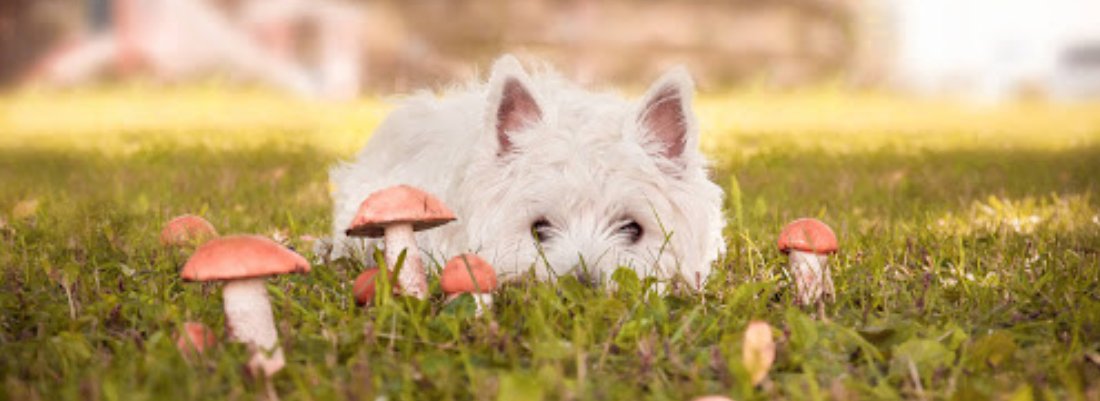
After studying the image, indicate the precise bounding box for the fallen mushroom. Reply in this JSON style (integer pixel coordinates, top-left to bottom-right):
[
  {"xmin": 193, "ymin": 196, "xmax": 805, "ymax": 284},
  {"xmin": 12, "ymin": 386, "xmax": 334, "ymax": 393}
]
[
  {"xmin": 181, "ymin": 235, "xmax": 310, "ymax": 377},
  {"xmin": 742, "ymin": 320, "xmax": 776, "ymax": 386},
  {"xmin": 345, "ymin": 185, "xmax": 456, "ymax": 300},
  {"xmin": 440, "ymin": 254, "xmax": 498, "ymax": 315},
  {"xmin": 160, "ymin": 214, "xmax": 218, "ymax": 247},
  {"xmin": 176, "ymin": 321, "xmax": 217, "ymax": 357},
  {"xmin": 777, "ymin": 218, "xmax": 838, "ymax": 306}
]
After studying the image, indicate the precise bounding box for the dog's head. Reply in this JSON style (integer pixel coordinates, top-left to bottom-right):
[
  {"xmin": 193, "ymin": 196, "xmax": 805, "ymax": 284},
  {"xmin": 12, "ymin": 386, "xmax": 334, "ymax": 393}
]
[{"xmin": 458, "ymin": 55, "xmax": 725, "ymax": 288}]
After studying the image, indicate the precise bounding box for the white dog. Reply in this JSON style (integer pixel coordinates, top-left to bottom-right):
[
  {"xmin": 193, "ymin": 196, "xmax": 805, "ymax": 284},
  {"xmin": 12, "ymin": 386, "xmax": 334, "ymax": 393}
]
[{"xmin": 328, "ymin": 55, "xmax": 725, "ymax": 289}]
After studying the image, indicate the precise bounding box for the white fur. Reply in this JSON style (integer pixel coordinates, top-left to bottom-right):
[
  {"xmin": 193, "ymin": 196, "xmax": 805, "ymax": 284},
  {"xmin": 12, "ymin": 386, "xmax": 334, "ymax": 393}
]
[{"xmin": 328, "ymin": 55, "xmax": 725, "ymax": 289}]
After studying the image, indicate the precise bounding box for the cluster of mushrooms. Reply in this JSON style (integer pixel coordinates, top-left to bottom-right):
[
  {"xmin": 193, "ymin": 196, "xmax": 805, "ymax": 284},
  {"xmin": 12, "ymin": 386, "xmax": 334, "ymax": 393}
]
[
  {"xmin": 166, "ymin": 183, "xmax": 841, "ymax": 394},
  {"xmin": 344, "ymin": 185, "xmax": 498, "ymax": 308},
  {"xmin": 167, "ymin": 185, "xmax": 498, "ymax": 377}
]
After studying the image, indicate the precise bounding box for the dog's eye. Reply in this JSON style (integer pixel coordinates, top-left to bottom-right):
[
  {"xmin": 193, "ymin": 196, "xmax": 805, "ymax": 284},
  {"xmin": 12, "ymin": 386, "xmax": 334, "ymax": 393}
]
[
  {"xmin": 617, "ymin": 220, "xmax": 644, "ymax": 244},
  {"xmin": 531, "ymin": 218, "xmax": 553, "ymax": 242}
]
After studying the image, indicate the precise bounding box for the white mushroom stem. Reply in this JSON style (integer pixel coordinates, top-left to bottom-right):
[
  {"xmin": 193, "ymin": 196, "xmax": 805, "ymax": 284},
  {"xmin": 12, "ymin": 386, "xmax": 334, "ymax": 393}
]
[
  {"xmin": 248, "ymin": 347, "xmax": 286, "ymax": 378},
  {"xmin": 788, "ymin": 250, "xmax": 835, "ymax": 306},
  {"xmin": 223, "ymin": 278, "xmax": 279, "ymax": 349},
  {"xmin": 383, "ymin": 224, "xmax": 428, "ymax": 299},
  {"xmin": 223, "ymin": 278, "xmax": 285, "ymax": 377}
]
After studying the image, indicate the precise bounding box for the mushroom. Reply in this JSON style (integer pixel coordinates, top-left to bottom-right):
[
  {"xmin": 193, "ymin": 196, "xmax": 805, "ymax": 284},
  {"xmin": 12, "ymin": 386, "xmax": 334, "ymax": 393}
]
[
  {"xmin": 352, "ymin": 267, "xmax": 406, "ymax": 306},
  {"xmin": 777, "ymin": 218, "xmax": 838, "ymax": 307},
  {"xmin": 353, "ymin": 268, "xmax": 398, "ymax": 306},
  {"xmin": 742, "ymin": 320, "xmax": 776, "ymax": 386},
  {"xmin": 160, "ymin": 214, "xmax": 218, "ymax": 247},
  {"xmin": 440, "ymin": 254, "xmax": 498, "ymax": 316},
  {"xmin": 176, "ymin": 321, "xmax": 217, "ymax": 357},
  {"xmin": 345, "ymin": 185, "xmax": 456, "ymax": 300},
  {"xmin": 180, "ymin": 235, "xmax": 310, "ymax": 377},
  {"xmin": 174, "ymin": 320, "xmax": 217, "ymax": 355}
]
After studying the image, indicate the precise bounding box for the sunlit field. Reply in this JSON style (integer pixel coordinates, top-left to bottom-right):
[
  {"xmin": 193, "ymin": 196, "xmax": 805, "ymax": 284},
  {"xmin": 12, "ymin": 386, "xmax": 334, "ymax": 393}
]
[{"xmin": 1, "ymin": 86, "xmax": 1099, "ymax": 400}]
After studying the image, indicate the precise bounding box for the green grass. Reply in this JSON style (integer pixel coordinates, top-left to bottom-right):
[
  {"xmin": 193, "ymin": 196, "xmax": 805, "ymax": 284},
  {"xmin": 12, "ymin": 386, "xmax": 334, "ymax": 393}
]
[{"xmin": 1, "ymin": 87, "xmax": 1099, "ymax": 400}]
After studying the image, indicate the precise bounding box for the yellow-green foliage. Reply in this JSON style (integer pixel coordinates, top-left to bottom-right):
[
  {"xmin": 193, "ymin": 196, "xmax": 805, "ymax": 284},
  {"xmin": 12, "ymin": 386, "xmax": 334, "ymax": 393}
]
[{"xmin": 4, "ymin": 86, "xmax": 1098, "ymax": 154}]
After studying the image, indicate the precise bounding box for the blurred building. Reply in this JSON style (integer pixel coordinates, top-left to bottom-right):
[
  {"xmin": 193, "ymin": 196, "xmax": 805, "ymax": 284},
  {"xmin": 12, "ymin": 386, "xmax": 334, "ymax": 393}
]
[
  {"xmin": 5, "ymin": 0, "xmax": 1098, "ymax": 100},
  {"xmin": 884, "ymin": 0, "xmax": 1100, "ymax": 101},
  {"xmin": 5, "ymin": 0, "xmax": 859, "ymax": 94},
  {"xmin": 356, "ymin": 0, "xmax": 855, "ymax": 91}
]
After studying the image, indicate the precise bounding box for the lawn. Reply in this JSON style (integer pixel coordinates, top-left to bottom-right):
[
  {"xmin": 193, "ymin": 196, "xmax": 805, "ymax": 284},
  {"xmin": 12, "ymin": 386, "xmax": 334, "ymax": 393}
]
[{"xmin": 1, "ymin": 86, "xmax": 1099, "ymax": 401}]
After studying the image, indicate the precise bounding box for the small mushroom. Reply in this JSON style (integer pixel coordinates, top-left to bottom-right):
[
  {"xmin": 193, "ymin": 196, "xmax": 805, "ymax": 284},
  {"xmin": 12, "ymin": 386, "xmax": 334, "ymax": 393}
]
[
  {"xmin": 181, "ymin": 235, "xmax": 310, "ymax": 377},
  {"xmin": 161, "ymin": 214, "xmax": 218, "ymax": 247},
  {"xmin": 777, "ymin": 218, "xmax": 838, "ymax": 306},
  {"xmin": 176, "ymin": 321, "xmax": 217, "ymax": 357},
  {"xmin": 440, "ymin": 254, "xmax": 498, "ymax": 316},
  {"xmin": 346, "ymin": 185, "xmax": 455, "ymax": 300},
  {"xmin": 353, "ymin": 268, "xmax": 398, "ymax": 306},
  {"xmin": 741, "ymin": 320, "xmax": 776, "ymax": 386}
]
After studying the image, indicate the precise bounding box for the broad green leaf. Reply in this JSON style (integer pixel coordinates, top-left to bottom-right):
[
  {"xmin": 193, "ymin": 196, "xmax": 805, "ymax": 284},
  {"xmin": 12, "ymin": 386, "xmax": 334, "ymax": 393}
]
[
  {"xmin": 497, "ymin": 372, "xmax": 545, "ymax": 401},
  {"xmin": 966, "ymin": 331, "xmax": 1017, "ymax": 370},
  {"xmin": 890, "ymin": 338, "xmax": 953, "ymax": 380}
]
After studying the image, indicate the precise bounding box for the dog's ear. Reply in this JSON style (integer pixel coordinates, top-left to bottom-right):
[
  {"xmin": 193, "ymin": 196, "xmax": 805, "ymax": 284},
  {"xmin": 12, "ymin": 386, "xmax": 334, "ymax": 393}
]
[
  {"xmin": 632, "ymin": 67, "xmax": 698, "ymax": 165},
  {"xmin": 486, "ymin": 55, "xmax": 543, "ymax": 156}
]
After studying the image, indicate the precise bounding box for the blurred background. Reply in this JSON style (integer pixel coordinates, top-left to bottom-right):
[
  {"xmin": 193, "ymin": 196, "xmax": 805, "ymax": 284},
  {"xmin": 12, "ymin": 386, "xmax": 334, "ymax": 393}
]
[{"xmin": 2, "ymin": 0, "xmax": 1099, "ymax": 101}]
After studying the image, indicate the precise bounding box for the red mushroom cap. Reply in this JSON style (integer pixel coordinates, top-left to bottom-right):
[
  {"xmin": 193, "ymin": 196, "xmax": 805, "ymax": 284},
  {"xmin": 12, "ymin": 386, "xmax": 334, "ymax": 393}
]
[
  {"xmin": 353, "ymin": 268, "xmax": 402, "ymax": 305},
  {"xmin": 345, "ymin": 185, "xmax": 456, "ymax": 238},
  {"xmin": 353, "ymin": 268, "xmax": 391, "ymax": 305},
  {"xmin": 777, "ymin": 218, "xmax": 838, "ymax": 254},
  {"xmin": 180, "ymin": 235, "xmax": 310, "ymax": 281},
  {"xmin": 176, "ymin": 321, "xmax": 217, "ymax": 355},
  {"xmin": 440, "ymin": 254, "xmax": 498, "ymax": 294},
  {"xmin": 160, "ymin": 214, "xmax": 218, "ymax": 246}
]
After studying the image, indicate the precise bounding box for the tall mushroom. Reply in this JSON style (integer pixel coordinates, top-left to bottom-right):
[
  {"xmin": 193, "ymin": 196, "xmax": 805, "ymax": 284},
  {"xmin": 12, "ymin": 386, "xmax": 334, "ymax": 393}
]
[
  {"xmin": 777, "ymin": 218, "xmax": 838, "ymax": 307},
  {"xmin": 440, "ymin": 254, "xmax": 498, "ymax": 315},
  {"xmin": 181, "ymin": 235, "xmax": 310, "ymax": 376},
  {"xmin": 160, "ymin": 214, "xmax": 218, "ymax": 247},
  {"xmin": 345, "ymin": 185, "xmax": 455, "ymax": 300}
]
